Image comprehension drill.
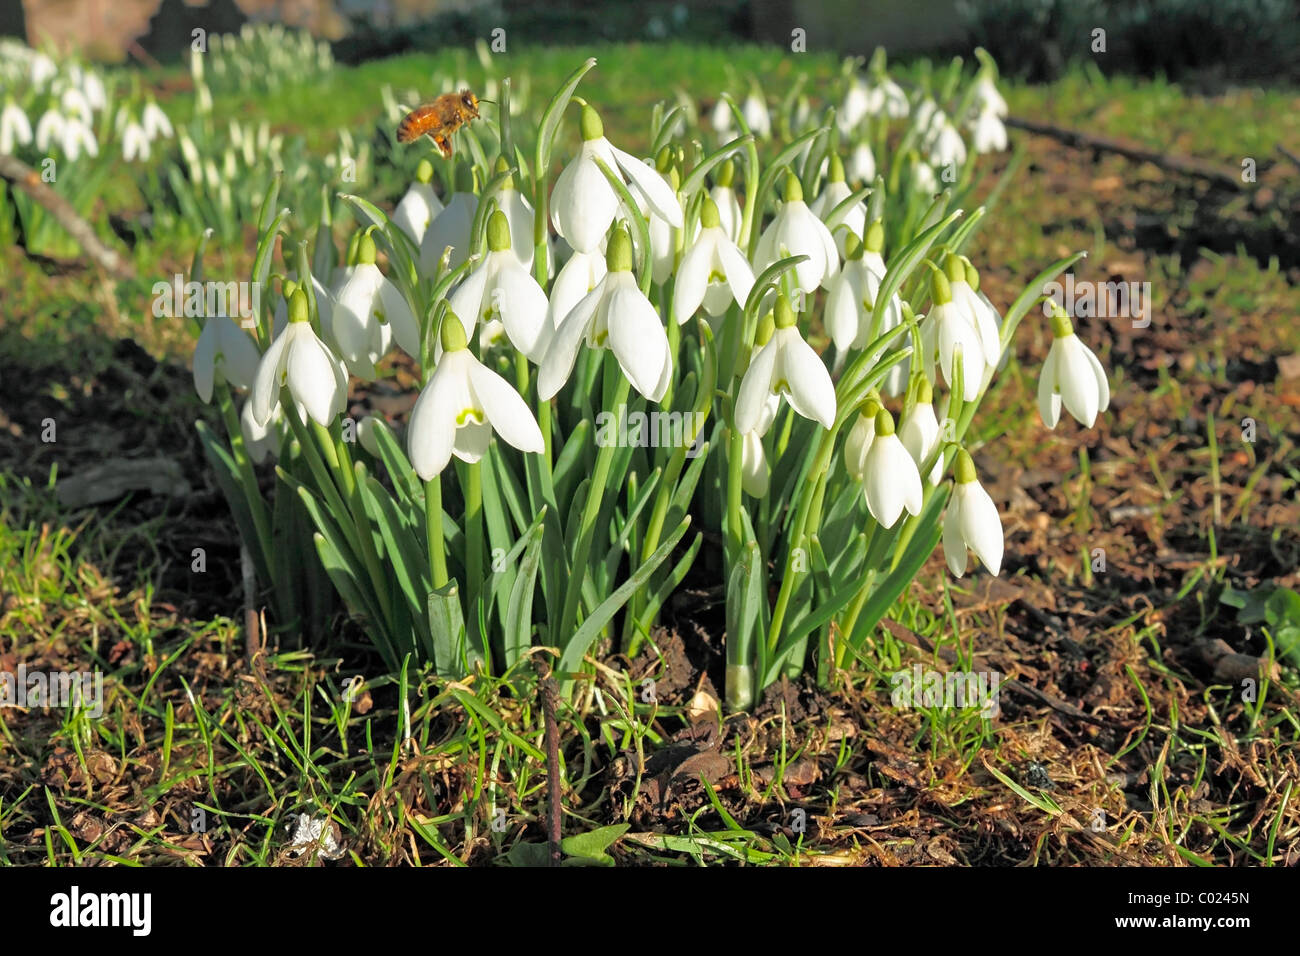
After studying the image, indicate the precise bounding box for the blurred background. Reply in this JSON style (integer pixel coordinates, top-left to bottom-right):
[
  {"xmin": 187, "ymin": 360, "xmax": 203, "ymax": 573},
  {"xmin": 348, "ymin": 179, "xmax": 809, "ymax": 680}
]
[{"xmin": 4, "ymin": 0, "xmax": 1297, "ymax": 80}]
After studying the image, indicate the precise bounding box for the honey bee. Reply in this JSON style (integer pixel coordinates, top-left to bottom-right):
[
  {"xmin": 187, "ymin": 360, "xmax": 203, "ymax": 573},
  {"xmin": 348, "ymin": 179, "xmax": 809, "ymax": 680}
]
[{"xmin": 396, "ymin": 89, "xmax": 482, "ymax": 157}]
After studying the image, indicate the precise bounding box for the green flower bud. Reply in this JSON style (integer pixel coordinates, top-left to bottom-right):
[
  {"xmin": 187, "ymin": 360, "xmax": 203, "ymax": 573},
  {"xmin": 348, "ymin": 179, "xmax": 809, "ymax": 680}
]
[
  {"xmin": 954, "ymin": 447, "xmax": 977, "ymax": 484},
  {"xmin": 783, "ymin": 171, "xmax": 803, "ymax": 203},
  {"xmin": 1049, "ymin": 300, "xmax": 1074, "ymax": 338},
  {"xmin": 964, "ymin": 259, "xmax": 980, "ymax": 292},
  {"xmin": 843, "ymin": 231, "xmax": 863, "ymax": 261},
  {"xmin": 865, "ymin": 219, "xmax": 884, "ymax": 254},
  {"xmin": 655, "ymin": 144, "xmax": 674, "ymax": 174},
  {"xmin": 487, "ymin": 209, "xmax": 511, "ymax": 252},
  {"xmin": 755, "ymin": 311, "xmax": 776, "ymax": 347},
  {"xmin": 440, "ymin": 311, "xmax": 468, "ymax": 352},
  {"xmin": 874, "ymin": 407, "xmax": 896, "ymax": 437},
  {"xmin": 346, "ymin": 229, "xmax": 362, "ymax": 266},
  {"xmin": 716, "ymin": 158, "xmax": 736, "ymax": 189},
  {"xmin": 288, "ymin": 287, "xmax": 310, "ymax": 324},
  {"xmin": 944, "ymin": 252, "xmax": 965, "ymax": 284},
  {"xmin": 493, "ymin": 154, "xmax": 514, "ymax": 190},
  {"xmin": 701, "ymin": 196, "xmax": 721, "ymax": 230},
  {"xmin": 606, "ymin": 226, "xmax": 633, "ymax": 273},
  {"xmin": 774, "ymin": 292, "xmax": 796, "ymax": 329},
  {"xmin": 930, "ymin": 267, "xmax": 952, "ymax": 305},
  {"xmin": 416, "ymin": 158, "xmax": 434, "ymax": 185},
  {"xmin": 357, "ymin": 230, "xmax": 377, "ymax": 265},
  {"xmin": 580, "ymin": 103, "xmax": 604, "ymax": 142},
  {"xmin": 828, "ymin": 152, "xmax": 846, "ymax": 183}
]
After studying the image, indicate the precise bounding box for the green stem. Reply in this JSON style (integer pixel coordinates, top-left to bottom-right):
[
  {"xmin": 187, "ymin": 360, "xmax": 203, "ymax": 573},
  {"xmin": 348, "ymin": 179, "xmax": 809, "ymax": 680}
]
[
  {"xmin": 425, "ymin": 475, "xmax": 448, "ymax": 588},
  {"xmin": 464, "ymin": 460, "xmax": 483, "ymax": 625}
]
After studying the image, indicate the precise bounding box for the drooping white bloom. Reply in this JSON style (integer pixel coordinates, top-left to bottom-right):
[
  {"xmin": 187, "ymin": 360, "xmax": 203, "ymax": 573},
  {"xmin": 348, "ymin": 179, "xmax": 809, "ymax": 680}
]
[
  {"xmin": 972, "ymin": 75, "xmax": 1009, "ymax": 118},
  {"xmin": 740, "ymin": 429, "xmax": 770, "ymax": 498},
  {"xmin": 921, "ymin": 267, "xmax": 986, "ymax": 402},
  {"xmin": 496, "ymin": 169, "xmax": 537, "ymax": 272},
  {"xmin": 34, "ymin": 110, "xmax": 63, "ymax": 152},
  {"xmin": 899, "ymin": 380, "xmax": 944, "ymax": 486},
  {"xmin": 547, "ymin": 248, "xmax": 607, "ymax": 335},
  {"xmin": 809, "ymin": 154, "xmax": 866, "ymax": 259},
  {"xmin": 925, "ymin": 113, "xmax": 967, "ymax": 170},
  {"xmin": 754, "ymin": 172, "xmax": 839, "ymax": 295},
  {"xmin": 860, "ymin": 409, "xmax": 922, "ymax": 529},
  {"xmin": 29, "ymin": 52, "xmax": 57, "ymax": 88},
  {"xmin": 448, "ymin": 210, "xmax": 549, "ymax": 361},
  {"xmin": 141, "ymin": 99, "xmax": 174, "ymax": 140},
  {"xmin": 61, "ymin": 117, "xmax": 98, "ymax": 160},
  {"xmin": 943, "ymin": 449, "xmax": 1003, "ymax": 577},
  {"xmin": 839, "ymin": 78, "xmax": 871, "ymax": 135},
  {"xmin": 240, "ymin": 400, "xmax": 281, "ymax": 464},
  {"xmin": 251, "ymin": 289, "xmax": 348, "ymax": 428},
  {"xmin": 970, "ymin": 109, "xmax": 1007, "ymax": 153},
  {"xmin": 710, "ymin": 182, "xmax": 742, "ymax": 242},
  {"xmin": 193, "ymin": 314, "xmax": 260, "ymax": 402},
  {"xmin": 673, "ymin": 197, "xmax": 754, "ymax": 324},
  {"xmin": 539, "ymin": 227, "xmax": 673, "ymax": 403},
  {"xmin": 825, "ymin": 224, "xmax": 904, "ymax": 394},
  {"xmin": 866, "ymin": 75, "xmax": 909, "ymax": 118},
  {"xmin": 847, "ymin": 142, "xmax": 876, "ymax": 184},
  {"xmin": 1038, "ymin": 304, "xmax": 1110, "ymax": 429},
  {"xmin": 407, "ymin": 314, "xmax": 544, "ymax": 480},
  {"xmin": 121, "ymin": 120, "xmax": 150, "ymax": 162},
  {"xmin": 59, "ymin": 87, "xmax": 93, "ymax": 124},
  {"xmin": 843, "ymin": 400, "xmax": 881, "ymax": 483},
  {"xmin": 419, "ymin": 182, "xmax": 477, "ymax": 272},
  {"xmin": 550, "ymin": 104, "xmax": 682, "ymax": 254},
  {"xmin": 710, "ymin": 96, "xmax": 734, "ymax": 136},
  {"xmin": 947, "ymin": 258, "xmax": 1002, "ymax": 369},
  {"xmin": 332, "ymin": 232, "xmax": 419, "ymax": 375},
  {"xmin": 735, "ymin": 294, "xmax": 835, "ymax": 433},
  {"xmin": 0, "ymin": 99, "xmax": 32, "ymax": 154},
  {"xmin": 741, "ymin": 91, "xmax": 771, "ymax": 138},
  {"xmin": 392, "ymin": 159, "xmax": 444, "ymax": 246}
]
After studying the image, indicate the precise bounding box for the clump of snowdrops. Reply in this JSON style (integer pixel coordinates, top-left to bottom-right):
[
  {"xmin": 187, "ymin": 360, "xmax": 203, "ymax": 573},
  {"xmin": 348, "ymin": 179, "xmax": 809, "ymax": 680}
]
[{"xmin": 191, "ymin": 52, "xmax": 1103, "ymax": 710}]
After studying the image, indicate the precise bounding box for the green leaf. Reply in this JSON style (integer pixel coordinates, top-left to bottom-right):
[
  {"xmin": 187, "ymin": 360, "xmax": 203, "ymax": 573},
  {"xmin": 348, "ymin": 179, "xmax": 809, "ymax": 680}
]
[
  {"xmin": 560, "ymin": 823, "xmax": 630, "ymax": 866},
  {"xmin": 428, "ymin": 582, "xmax": 468, "ymax": 677},
  {"xmin": 504, "ymin": 517, "xmax": 547, "ymax": 669}
]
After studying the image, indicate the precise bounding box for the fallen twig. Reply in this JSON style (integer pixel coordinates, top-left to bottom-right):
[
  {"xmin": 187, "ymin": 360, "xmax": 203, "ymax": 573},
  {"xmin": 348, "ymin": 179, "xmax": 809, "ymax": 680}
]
[
  {"xmin": 1006, "ymin": 115, "xmax": 1245, "ymax": 191},
  {"xmin": 0, "ymin": 151, "xmax": 136, "ymax": 278},
  {"xmin": 534, "ymin": 655, "xmax": 563, "ymax": 866}
]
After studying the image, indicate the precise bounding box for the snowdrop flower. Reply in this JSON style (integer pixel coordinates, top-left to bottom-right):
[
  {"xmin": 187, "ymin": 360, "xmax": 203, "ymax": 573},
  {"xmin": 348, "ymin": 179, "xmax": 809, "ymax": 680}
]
[
  {"xmin": 251, "ymin": 288, "xmax": 348, "ymax": 428},
  {"xmin": 79, "ymin": 69, "xmax": 107, "ymax": 113},
  {"xmin": 866, "ymin": 75, "xmax": 909, "ymax": 118},
  {"xmin": 899, "ymin": 377, "xmax": 944, "ymax": 485},
  {"xmin": 449, "ymin": 210, "xmax": 549, "ymax": 361},
  {"xmin": 1038, "ymin": 302, "xmax": 1110, "ymax": 429},
  {"xmin": 673, "ymin": 197, "xmax": 754, "ymax": 324},
  {"xmin": 737, "ymin": 320, "xmax": 781, "ymax": 498},
  {"xmin": 333, "ymin": 231, "xmax": 419, "ymax": 375},
  {"xmin": 925, "ymin": 113, "xmax": 967, "ymax": 170},
  {"xmin": 970, "ymin": 109, "xmax": 1007, "ymax": 153},
  {"xmin": 0, "ymin": 98, "xmax": 32, "ymax": 154},
  {"xmin": 946, "ymin": 255, "xmax": 1001, "ymax": 370},
  {"xmin": 547, "ymin": 248, "xmax": 607, "ymax": 334},
  {"xmin": 193, "ymin": 313, "xmax": 260, "ymax": 402},
  {"xmin": 61, "ymin": 118, "xmax": 98, "ymax": 160},
  {"xmin": 735, "ymin": 293, "xmax": 835, "ymax": 433},
  {"xmin": 29, "ymin": 52, "xmax": 57, "ymax": 88},
  {"xmin": 825, "ymin": 226, "xmax": 903, "ymax": 390},
  {"xmin": 860, "ymin": 408, "xmax": 922, "ymax": 529},
  {"xmin": 121, "ymin": 120, "xmax": 150, "ymax": 162},
  {"xmin": 391, "ymin": 158, "xmax": 444, "ymax": 246},
  {"xmin": 842, "ymin": 397, "xmax": 882, "ymax": 483},
  {"xmin": 59, "ymin": 87, "xmax": 93, "ymax": 123},
  {"xmin": 921, "ymin": 264, "xmax": 985, "ymax": 402},
  {"xmin": 710, "ymin": 96, "xmax": 734, "ymax": 136},
  {"xmin": 644, "ymin": 156, "xmax": 683, "ymax": 285},
  {"xmin": 972, "ymin": 75, "xmax": 1008, "ymax": 118},
  {"xmin": 910, "ymin": 154, "xmax": 938, "ymax": 194},
  {"xmin": 741, "ymin": 90, "xmax": 771, "ymax": 138},
  {"xmin": 34, "ymin": 109, "xmax": 63, "ymax": 152},
  {"xmin": 141, "ymin": 98, "xmax": 173, "ymax": 140},
  {"xmin": 493, "ymin": 156, "xmax": 537, "ymax": 272},
  {"xmin": 550, "ymin": 104, "xmax": 682, "ymax": 254},
  {"xmin": 839, "ymin": 78, "xmax": 871, "ymax": 135},
  {"xmin": 754, "ymin": 172, "xmax": 839, "ymax": 296},
  {"xmin": 809, "ymin": 154, "xmax": 866, "ymax": 259},
  {"xmin": 847, "ymin": 142, "xmax": 876, "ymax": 184},
  {"xmin": 943, "ymin": 449, "xmax": 1003, "ymax": 577},
  {"xmin": 407, "ymin": 312, "xmax": 544, "ymax": 480},
  {"xmin": 419, "ymin": 164, "xmax": 477, "ymax": 271},
  {"xmin": 710, "ymin": 159, "xmax": 743, "ymax": 242},
  {"xmin": 240, "ymin": 400, "xmax": 281, "ymax": 464},
  {"xmin": 539, "ymin": 227, "xmax": 673, "ymax": 403}
]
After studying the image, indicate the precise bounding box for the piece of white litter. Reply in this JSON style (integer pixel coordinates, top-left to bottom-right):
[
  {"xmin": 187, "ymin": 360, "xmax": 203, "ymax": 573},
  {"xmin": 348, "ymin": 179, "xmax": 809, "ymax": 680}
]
[{"xmin": 287, "ymin": 813, "xmax": 345, "ymax": 861}]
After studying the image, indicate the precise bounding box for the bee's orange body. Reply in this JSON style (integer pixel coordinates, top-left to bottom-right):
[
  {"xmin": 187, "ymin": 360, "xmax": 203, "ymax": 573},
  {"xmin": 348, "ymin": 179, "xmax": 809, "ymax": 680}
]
[{"xmin": 396, "ymin": 89, "xmax": 481, "ymax": 157}]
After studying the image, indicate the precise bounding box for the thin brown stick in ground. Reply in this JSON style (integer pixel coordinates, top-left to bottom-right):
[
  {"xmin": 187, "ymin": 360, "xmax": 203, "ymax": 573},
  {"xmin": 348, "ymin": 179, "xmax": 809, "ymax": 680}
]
[
  {"xmin": 1006, "ymin": 115, "xmax": 1245, "ymax": 191},
  {"xmin": 0, "ymin": 152, "xmax": 136, "ymax": 278},
  {"xmin": 534, "ymin": 656, "xmax": 563, "ymax": 866}
]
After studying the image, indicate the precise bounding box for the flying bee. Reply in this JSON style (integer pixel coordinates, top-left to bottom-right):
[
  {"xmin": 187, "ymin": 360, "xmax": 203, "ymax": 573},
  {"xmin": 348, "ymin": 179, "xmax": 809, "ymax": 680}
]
[{"xmin": 396, "ymin": 89, "xmax": 483, "ymax": 158}]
